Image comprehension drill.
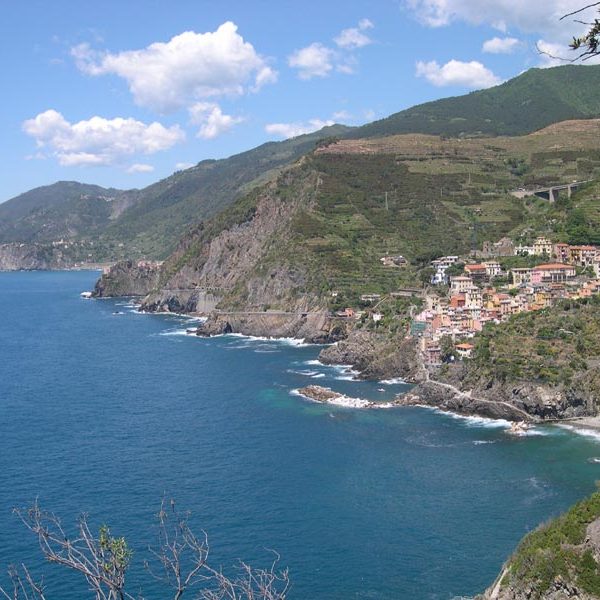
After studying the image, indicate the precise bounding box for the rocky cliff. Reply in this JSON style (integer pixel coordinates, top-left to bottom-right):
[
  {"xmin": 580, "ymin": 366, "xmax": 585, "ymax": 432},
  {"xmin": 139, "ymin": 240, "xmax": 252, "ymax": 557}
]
[
  {"xmin": 0, "ymin": 242, "xmax": 78, "ymax": 271},
  {"xmin": 319, "ymin": 331, "xmax": 425, "ymax": 382},
  {"xmin": 93, "ymin": 260, "xmax": 162, "ymax": 297}
]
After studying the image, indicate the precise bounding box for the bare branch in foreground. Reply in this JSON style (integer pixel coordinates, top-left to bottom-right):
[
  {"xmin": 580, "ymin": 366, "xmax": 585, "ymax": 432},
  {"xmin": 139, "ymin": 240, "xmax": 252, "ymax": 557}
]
[
  {"xmin": 1, "ymin": 500, "xmax": 290, "ymax": 600},
  {"xmin": 0, "ymin": 564, "xmax": 47, "ymax": 600}
]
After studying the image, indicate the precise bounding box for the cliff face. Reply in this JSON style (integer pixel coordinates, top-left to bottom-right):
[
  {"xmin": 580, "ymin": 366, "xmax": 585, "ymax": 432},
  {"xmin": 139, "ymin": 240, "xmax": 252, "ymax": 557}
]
[
  {"xmin": 93, "ymin": 260, "xmax": 161, "ymax": 297},
  {"xmin": 401, "ymin": 368, "xmax": 597, "ymax": 422},
  {"xmin": 319, "ymin": 331, "xmax": 426, "ymax": 382},
  {"xmin": 0, "ymin": 243, "xmax": 74, "ymax": 270},
  {"xmin": 141, "ymin": 166, "xmax": 326, "ymax": 315}
]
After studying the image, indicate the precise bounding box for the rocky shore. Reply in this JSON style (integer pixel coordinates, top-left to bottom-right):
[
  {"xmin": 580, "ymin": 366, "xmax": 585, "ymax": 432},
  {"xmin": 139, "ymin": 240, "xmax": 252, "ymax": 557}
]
[
  {"xmin": 397, "ymin": 380, "xmax": 536, "ymax": 422},
  {"xmin": 194, "ymin": 310, "xmax": 349, "ymax": 344},
  {"xmin": 318, "ymin": 330, "xmax": 426, "ymax": 382},
  {"xmin": 296, "ymin": 385, "xmax": 398, "ymax": 409}
]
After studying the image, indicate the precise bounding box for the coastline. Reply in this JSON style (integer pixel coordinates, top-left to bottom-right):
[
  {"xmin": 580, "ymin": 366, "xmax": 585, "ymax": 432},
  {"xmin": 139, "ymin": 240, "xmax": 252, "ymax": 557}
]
[{"xmin": 90, "ymin": 289, "xmax": 600, "ymax": 429}]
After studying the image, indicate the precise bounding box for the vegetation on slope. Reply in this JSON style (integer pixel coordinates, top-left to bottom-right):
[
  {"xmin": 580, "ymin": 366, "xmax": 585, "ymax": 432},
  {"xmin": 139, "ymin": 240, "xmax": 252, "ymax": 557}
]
[
  {"xmin": 469, "ymin": 297, "xmax": 600, "ymax": 388},
  {"xmin": 99, "ymin": 125, "xmax": 350, "ymax": 257},
  {"xmin": 497, "ymin": 490, "xmax": 600, "ymax": 599},
  {"xmin": 0, "ymin": 181, "xmax": 125, "ymax": 243},
  {"xmin": 148, "ymin": 118, "xmax": 600, "ymax": 311},
  {"xmin": 352, "ymin": 64, "xmax": 600, "ymax": 139},
  {"xmin": 0, "ymin": 126, "xmax": 350, "ymax": 261}
]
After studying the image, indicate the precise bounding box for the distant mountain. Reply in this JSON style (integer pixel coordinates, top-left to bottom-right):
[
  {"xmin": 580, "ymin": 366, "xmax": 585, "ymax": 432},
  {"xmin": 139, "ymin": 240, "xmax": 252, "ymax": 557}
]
[
  {"xmin": 4, "ymin": 64, "xmax": 600, "ymax": 267},
  {"xmin": 351, "ymin": 64, "xmax": 600, "ymax": 139},
  {"xmin": 0, "ymin": 125, "xmax": 351, "ymax": 262},
  {"xmin": 100, "ymin": 124, "xmax": 351, "ymax": 257},
  {"xmin": 0, "ymin": 181, "xmax": 129, "ymax": 243}
]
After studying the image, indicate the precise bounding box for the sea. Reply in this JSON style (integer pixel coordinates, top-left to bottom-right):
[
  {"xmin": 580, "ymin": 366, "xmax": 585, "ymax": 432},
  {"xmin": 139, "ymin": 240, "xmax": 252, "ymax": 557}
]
[{"xmin": 2, "ymin": 270, "xmax": 600, "ymax": 599}]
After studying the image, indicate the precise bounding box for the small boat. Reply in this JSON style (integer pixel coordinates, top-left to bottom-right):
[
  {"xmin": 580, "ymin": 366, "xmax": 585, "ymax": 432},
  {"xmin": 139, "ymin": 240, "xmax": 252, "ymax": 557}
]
[
  {"xmin": 509, "ymin": 421, "xmax": 530, "ymax": 435},
  {"xmin": 80, "ymin": 291, "xmax": 93, "ymax": 299}
]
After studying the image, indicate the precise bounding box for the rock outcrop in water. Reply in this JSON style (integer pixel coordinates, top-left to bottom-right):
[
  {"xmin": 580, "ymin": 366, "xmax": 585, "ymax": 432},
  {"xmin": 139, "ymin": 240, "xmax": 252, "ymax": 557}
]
[
  {"xmin": 93, "ymin": 260, "xmax": 162, "ymax": 298},
  {"xmin": 296, "ymin": 385, "xmax": 398, "ymax": 409}
]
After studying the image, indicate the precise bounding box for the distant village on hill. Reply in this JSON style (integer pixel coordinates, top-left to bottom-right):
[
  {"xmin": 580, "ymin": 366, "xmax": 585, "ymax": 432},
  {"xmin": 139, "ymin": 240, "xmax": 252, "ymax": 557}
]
[
  {"xmin": 336, "ymin": 235, "xmax": 600, "ymax": 366},
  {"xmin": 415, "ymin": 236, "xmax": 600, "ymax": 364}
]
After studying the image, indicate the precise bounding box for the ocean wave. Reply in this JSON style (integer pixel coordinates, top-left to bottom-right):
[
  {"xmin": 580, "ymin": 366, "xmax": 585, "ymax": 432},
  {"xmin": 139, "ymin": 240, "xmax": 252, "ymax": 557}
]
[
  {"xmin": 332, "ymin": 364, "xmax": 360, "ymax": 381},
  {"xmin": 379, "ymin": 377, "xmax": 406, "ymax": 385},
  {"xmin": 557, "ymin": 424, "xmax": 600, "ymax": 442},
  {"xmin": 158, "ymin": 329, "xmax": 190, "ymax": 337},
  {"xmin": 221, "ymin": 333, "xmax": 318, "ymax": 347},
  {"xmin": 415, "ymin": 405, "xmax": 511, "ymax": 429},
  {"xmin": 287, "ymin": 369, "xmax": 319, "ymax": 376},
  {"xmin": 311, "ymin": 373, "xmax": 326, "ymax": 379},
  {"xmin": 304, "ymin": 359, "xmax": 324, "ymax": 366},
  {"xmin": 472, "ymin": 440, "xmax": 497, "ymax": 445}
]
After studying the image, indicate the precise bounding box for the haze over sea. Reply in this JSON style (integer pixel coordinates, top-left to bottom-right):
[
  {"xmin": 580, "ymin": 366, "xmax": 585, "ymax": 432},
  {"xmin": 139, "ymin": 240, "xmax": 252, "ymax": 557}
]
[{"xmin": 2, "ymin": 271, "xmax": 600, "ymax": 599}]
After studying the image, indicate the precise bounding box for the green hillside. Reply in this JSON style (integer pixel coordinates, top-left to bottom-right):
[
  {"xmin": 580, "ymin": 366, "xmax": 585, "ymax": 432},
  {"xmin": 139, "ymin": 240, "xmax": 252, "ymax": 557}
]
[
  {"xmin": 4, "ymin": 64, "xmax": 600, "ymax": 266},
  {"xmin": 151, "ymin": 118, "xmax": 600, "ymax": 310},
  {"xmin": 98, "ymin": 124, "xmax": 351, "ymax": 257},
  {"xmin": 352, "ymin": 65, "xmax": 600, "ymax": 139},
  {"xmin": 486, "ymin": 490, "xmax": 600, "ymax": 599},
  {"xmin": 0, "ymin": 125, "xmax": 350, "ymax": 260},
  {"xmin": 0, "ymin": 181, "xmax": 126, "ymax": 243}
]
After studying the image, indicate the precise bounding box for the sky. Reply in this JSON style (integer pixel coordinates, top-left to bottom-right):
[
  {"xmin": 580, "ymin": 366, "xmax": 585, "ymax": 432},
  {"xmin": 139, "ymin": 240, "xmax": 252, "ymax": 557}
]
[{"xmin": 1, "ymin": 0, "xmax": 597, "ymax": 202}]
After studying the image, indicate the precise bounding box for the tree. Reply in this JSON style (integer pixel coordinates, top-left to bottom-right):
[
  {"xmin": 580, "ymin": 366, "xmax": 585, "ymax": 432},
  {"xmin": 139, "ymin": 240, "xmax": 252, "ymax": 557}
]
[
  {"xmin": 537, "ymin": 4, "xmax": 600, "ymax": 61},
  {"xmin": 566, "ymin": 3, "xmax": 600, "ymax": 59},
  {"xmin": 0, "ymin": 500, "xmax": 289, "ymax": 600}
]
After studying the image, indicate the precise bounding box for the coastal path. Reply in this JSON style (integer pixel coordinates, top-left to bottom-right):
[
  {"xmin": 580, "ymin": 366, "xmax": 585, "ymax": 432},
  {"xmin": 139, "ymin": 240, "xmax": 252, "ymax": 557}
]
[{"xmin": 425, "ymin": 379, "xmax": 535, "ymax": 422}]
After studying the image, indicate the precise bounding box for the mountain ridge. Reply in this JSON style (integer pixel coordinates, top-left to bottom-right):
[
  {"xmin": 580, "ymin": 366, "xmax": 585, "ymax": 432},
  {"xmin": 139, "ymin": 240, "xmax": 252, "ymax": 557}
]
[{"xmin": 4, "ymin": 64, "xmax": 600, "ymax": 269}]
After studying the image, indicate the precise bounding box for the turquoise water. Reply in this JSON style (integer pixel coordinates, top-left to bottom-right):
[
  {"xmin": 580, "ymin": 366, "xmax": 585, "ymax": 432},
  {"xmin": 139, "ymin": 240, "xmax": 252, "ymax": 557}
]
[{"xmin": 2, "ymin": 271, "xmax": 600, "ymax": 599}]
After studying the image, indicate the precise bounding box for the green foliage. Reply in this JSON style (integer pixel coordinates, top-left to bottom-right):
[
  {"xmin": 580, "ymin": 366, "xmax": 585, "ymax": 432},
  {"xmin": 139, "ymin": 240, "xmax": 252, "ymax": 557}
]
[
  {"xmin": 98, "ymin": 524, "xmax": 132, "ymax": 574},
  {"xmin": 469, "ymin": 296, "xmax": 600, "ymax": 386},
  {"xmin": 351, "ymin": 64, "xmax": 600, "ymax": 139},
  {"xmin": 505, "ymin": 491, "xmax": 600, "ymax": 598}
]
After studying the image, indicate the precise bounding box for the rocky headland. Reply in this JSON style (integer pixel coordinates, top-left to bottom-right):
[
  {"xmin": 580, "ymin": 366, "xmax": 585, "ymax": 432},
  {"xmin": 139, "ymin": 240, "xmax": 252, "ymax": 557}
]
[{"xmin": 92, "ymin": 260, "xmax": 162, "ymax": 298}]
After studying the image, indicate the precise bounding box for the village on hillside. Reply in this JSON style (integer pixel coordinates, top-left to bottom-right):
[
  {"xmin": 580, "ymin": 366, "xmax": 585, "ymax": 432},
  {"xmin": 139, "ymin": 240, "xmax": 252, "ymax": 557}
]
[{"xmin": 411, "ymin": 236, "xmax": 600, "ymax": 364}]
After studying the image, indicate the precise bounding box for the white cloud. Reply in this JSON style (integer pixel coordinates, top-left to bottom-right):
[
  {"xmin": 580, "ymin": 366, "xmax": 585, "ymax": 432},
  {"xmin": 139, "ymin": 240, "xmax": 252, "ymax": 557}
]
[
  {"xmin": 23, "ymin": 109, "xmax": 184, "ymax": 167},
  {"xmin": 175, "ymin": 162, "xmax": 195, "ymax": 171},
  {"xmin": 289, "ymin": 20, "xmax": 374, "ymax": 79},
  {"xmin": 288, "ymin": 43, "xmax": 334, "ymax": 79},
  {"xmin": 265, "ymin": 119, "xmax": 335, "ymax": 139},
  {"xmin": 404, "ymin": 0, "xmax": 595, "ymax": 46},
  {"xmin": 416, "ymin": 59, "xmax": 502, "ymax": 88},
  {"xmin": 482, "ymin": 36, "xmax": 521, "ymax": 54},
  {"xmin": 334, "ymin": 18, "xmax": 374, "ymax": 49},
  {"xmin": 332, "ymin": 109, "xmax": 353, "ymax": 121},
  {"xmin": 72, "ymin": 22, "xmax": 277, "ymax": 112},
  {"xmin": 188, "ymin": 102, "xmax": 243, "ymax": 139},
  {"xmin": 127, "ymin": 163, "xmax": 154, "ymax": 174}
]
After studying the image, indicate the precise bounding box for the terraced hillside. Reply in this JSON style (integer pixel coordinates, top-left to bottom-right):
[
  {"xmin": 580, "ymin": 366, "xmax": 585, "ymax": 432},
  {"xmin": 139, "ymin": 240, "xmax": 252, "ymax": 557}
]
[{"xmin": 141, "ymin": 119, "xmax": 600, "ymax": 312}]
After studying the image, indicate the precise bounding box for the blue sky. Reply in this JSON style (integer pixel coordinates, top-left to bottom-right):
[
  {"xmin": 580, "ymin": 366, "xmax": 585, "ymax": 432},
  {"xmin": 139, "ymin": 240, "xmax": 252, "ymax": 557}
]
[{"xmin": 0, "ymin": 0, "xmax": 593, "ymax": 201}]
